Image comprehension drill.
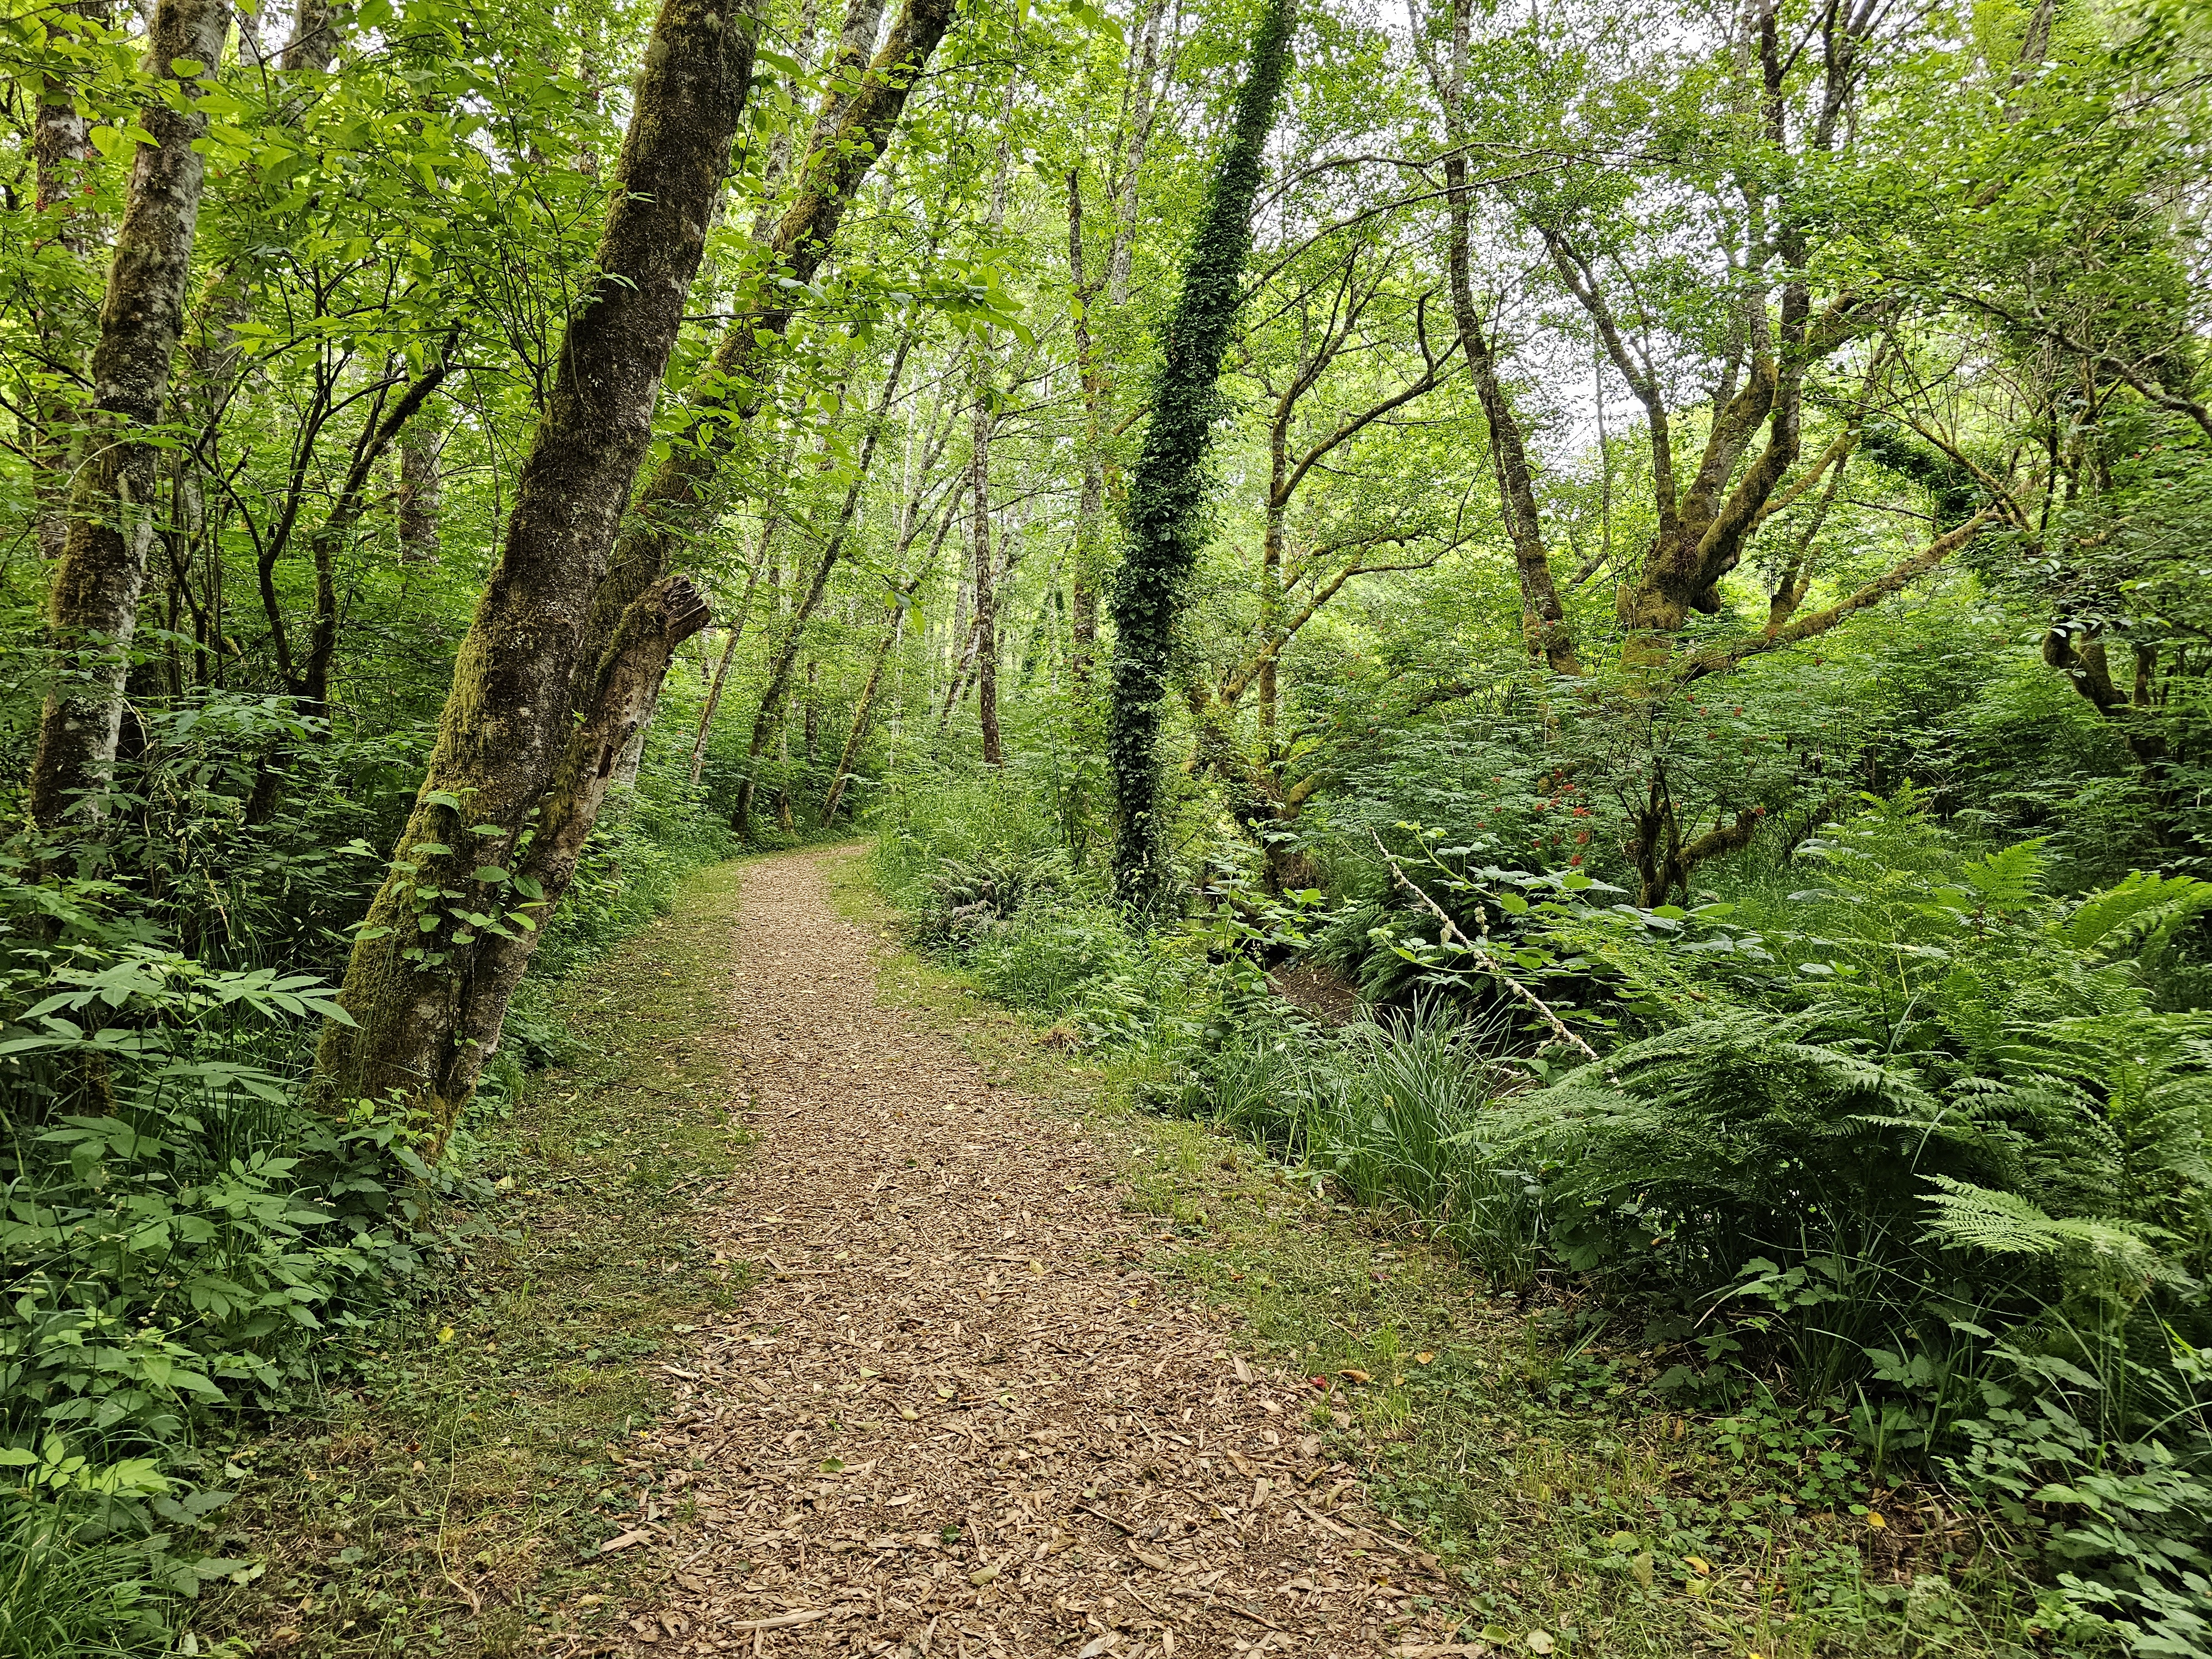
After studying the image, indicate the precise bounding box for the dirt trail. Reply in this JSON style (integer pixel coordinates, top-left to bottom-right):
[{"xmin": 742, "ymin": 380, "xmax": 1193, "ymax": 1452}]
[{"xmin": 613, "ymin": 848, "xmax": 1458, "ymax": 1658}]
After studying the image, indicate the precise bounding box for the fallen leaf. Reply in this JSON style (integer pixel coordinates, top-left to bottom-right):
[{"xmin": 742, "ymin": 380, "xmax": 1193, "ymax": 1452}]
[
  {"xmin": 1606, "ymin": 1530, "xmax": 1638, "ymax": 1551},
  {"xmin": 1866, "ymin": 1511, "xmax": 1887, "ymax": 1529},
  {"xmin": 1685, "ymin": 1554, "xmax": 1711, "ymax": 1575},
  {"xmin": 1077, "ymin": 1634, "xmax": 1121, "ymax": 1658},
  {"xmin": 1631, "ymin": 1551, "xmax": 1654, "ymax": 1589},
  {"xmin": 1526, "ymin": 1634, "xmax": 1554, "ymax": 1655},
  {"xmin": 1412, "ymin": 1352, "xmax": 1434, "ymax": 1366},
  {"xmin": 1132, "ymin": 1547, "xmax": 1172, "ymax": 1571},
  {"xmin": 1340, "ymin": 1368, "xmax": 1371, "ymax": 1384},
  {"xmin": 969, "ymin": 1562, "xmax": 1000, "ymax": 1586},
  {"xmin": 436, "ymin": 1327, "xmax": 454, "ymax": 1344}
]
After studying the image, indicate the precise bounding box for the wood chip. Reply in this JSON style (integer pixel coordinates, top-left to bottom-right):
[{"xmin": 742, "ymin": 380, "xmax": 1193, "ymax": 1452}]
[{"xmin": 604, "ymin": 852, "xmax": 1462, "ymax": 1656}]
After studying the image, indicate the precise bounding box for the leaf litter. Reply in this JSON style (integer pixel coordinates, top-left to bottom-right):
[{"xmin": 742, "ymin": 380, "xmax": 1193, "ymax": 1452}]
[{"xmin": 598, "ymin": 849, "xmax": 1463, "ymax": 1658}]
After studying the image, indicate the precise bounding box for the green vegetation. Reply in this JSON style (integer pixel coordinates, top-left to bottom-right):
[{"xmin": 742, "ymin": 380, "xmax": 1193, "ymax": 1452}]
[{"xmin": 6, "ymin": 0, "xmax": 2212, "ymax": 1649}]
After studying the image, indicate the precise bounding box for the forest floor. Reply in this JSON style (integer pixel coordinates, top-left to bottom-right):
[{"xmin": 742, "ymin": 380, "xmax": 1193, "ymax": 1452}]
[{"xmin": 201, "ymin": 846, "xmax": 1986, "ymax": 1659}]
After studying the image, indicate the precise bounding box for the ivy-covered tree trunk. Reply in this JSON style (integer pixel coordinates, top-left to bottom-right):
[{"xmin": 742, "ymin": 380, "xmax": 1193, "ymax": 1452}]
[
  {"xmin": 26, "ymin": 0, "xmax": 232, "ymax": 843},
  {"xmin": 1105, "ymin": 0, "xmax": 1295, "ymax": 914},
  {"xmin": 312, "ymin": 0, "xmax": 757, "ymax": 1126}
]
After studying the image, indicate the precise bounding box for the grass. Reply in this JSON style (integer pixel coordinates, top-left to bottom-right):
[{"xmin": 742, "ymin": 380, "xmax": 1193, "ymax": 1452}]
[
  {"xmin": 191, "ymin": 859, "xmax": 763, "ymax": 1658},
  {"xmin": 825, "ymin": 856, "xmax": 2052, "ymax": 1659}
]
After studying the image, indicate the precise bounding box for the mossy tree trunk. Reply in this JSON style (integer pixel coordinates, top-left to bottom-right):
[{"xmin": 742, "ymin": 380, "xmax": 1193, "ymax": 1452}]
[
  {"xmin": 572, "ymin": 0, "xmax": 957, "ymax": 703},
  {"xmin": 312, "ymin": 0, "xmax": 757, "ymax": 1128},
  {"xmin": 27, "ymin": 0, "xmax": 233, "ymax": 846},
  {"xmin": 1105, "ymin": 0, "xmax": 1295, "ymax": 914}
]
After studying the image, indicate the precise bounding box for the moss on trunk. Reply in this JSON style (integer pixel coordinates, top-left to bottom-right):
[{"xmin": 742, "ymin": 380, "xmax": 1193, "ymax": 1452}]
[{"xmin": 313, "ymin": 0, "xmax": 758, "ymax": 1127}]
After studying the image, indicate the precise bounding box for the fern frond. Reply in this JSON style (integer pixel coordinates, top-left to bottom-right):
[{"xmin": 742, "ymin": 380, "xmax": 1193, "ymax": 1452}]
[
  {"xmin": 1958, "ymin": 840, "xmax": 2048, "ymax": 913},
  {"xmin": 1921, "ymin": 1175, "xmax": 2173, "ymax": 1278},
  {"xmin": 2063, "ymin": 870, "xmax": 2212, "ymax": 957}
]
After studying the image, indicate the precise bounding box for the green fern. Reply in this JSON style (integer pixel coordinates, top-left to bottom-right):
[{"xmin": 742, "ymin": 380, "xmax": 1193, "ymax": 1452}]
[
  {"xmin": 1921, "ymin": 1175, "xmax": 2174, "ymax": 1280},
  {"xmin": 1954, "ymin": 838, "xmax": 2048, "ymax": 915},
  {"xmin": 2063, "ymin": 870, "xmax": 2212, "ymax": 957}
]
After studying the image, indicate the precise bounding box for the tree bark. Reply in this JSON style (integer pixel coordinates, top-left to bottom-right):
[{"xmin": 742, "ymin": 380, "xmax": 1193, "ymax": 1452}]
[
  {"xmin": 573, "ymin": 0, "xmax": 957, "ymax": 700},
  {"xmin": 28, "ymin": 2, "xmax": 110, "ymax": 566},
  {"xmin": 1415, "ymin": 0, "xmax": 1573, "ymax": 672},
  {"xmin": 27, "ymin": 0, "xmax": 232, "ymax": 844},
  {"xmin": 398, "ymin": 419, "xmax": 445, "ymax": 565},
  {"xmin": 312, "ymin": 0, "xmax": 757, "ymax": 1125},
  {"xmin": 969, "ymin": 92, "xmax": 1014, "ymax": 765},
  {"xmin": 970, "ymin": 381, "xmax": 1001, "ymax": 763},
  {"xmin": 1066, "ymin": 0, "xmax": 1168, "ymax": 683},
  {"xmin": 442, "ymin": 576, "xmax": 713, "ymax": 1106}
]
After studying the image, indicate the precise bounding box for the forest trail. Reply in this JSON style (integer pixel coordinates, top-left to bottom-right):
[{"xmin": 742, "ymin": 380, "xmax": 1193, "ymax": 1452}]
[{"xmin": 610, "ymin": 847, "xmax": 1459, "ymax": 1658}]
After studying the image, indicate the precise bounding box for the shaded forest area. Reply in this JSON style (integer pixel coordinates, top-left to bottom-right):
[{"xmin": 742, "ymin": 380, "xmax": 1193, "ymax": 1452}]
[{"xmin": 2, "ymin": 0, "xmax": 2209, "ymax": 1649}]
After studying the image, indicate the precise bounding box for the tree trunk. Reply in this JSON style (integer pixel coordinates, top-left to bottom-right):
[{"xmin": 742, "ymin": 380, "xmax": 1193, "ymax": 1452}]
[
  {"xmin": 398, "ymin": 419, "xmax": 445, "ymax": 564},
  {"xmin": 1426, "ymin": 0, "xmax": 1573, "ymax": 672},
  {"xmin": 825, "ymin": 516, "xmax": 953, "ymax": 822},
  {"xmin": 444, "ymin": 576, "xmax": 712, "ymax": 1105},
  {"xmin": 734, "ymin": 329, "xmax": 915, "ymax": 837},
  {"xmin": 313, "ymin": 0, "xmax": 757, "ymax": 1126},
  {"xmin": 969, "ymin": 390, "xmax": 1001, "ymax": 763},
  {"xmin": 967, "ymin": 74, "xmax": 1014, "ymax": 764},
  {"xmin": 1066, "ymin": 0, "xmax": 1167, "ymax": 683},
  {"xmin": 1108, "ymin": 0, "xmax": 1295, "ymax": 914},
  {"xmin": 28, "ymin": 2, "xmax": 110, "ymax": 567},
  {"xmin": 685, "ymin": 509, "xmax": 781, "ymax": 788},
  {"xmin": 27, "ymin": 0, "xmax": 232, "ymax": 844},
  {"xmin": 572, "ymin": 0, "xmax": 956, "ymax": 701}
]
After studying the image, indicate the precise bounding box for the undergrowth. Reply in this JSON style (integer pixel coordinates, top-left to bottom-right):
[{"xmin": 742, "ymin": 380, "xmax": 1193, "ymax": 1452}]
[
  {"xmin": 860, "ymin": 775, "xmax": 2212, "ymax": 1658},
  {"xmin": 191, "ymin": 859, "xmax": 761, "ymax": 1657}
]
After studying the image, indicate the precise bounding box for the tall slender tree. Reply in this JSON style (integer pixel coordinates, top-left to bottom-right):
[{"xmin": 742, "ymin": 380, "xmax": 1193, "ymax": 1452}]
[
  {"xmin": 27, "ymin": 0, "xmax": 234, "ymax": 845},
  {"xmin": 1105, "ymin": 0, "xmax": 1296, "ymax": 913}
]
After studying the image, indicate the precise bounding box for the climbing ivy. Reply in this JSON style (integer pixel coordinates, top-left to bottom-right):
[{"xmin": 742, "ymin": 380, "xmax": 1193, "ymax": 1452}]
[{"xmin": 1105, "ymin": 0, "xmax": 1297, "ymax": 915}]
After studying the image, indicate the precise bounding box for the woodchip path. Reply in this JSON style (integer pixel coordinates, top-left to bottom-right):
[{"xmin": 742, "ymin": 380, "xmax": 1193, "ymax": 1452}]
[{"xmin": 608, "ymin": 848, "xmax": 1464, "ymax": 1658}]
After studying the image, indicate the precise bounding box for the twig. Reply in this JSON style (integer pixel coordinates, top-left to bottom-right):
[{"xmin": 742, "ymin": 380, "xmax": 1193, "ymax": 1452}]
[
  {"xmin": 727, "ymin": 1607, "xmax": 841, "ymax": 1632},
  {"xmin": 1369, "ymin": 829, "xmax": 1603, "ymax": 1065}
]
